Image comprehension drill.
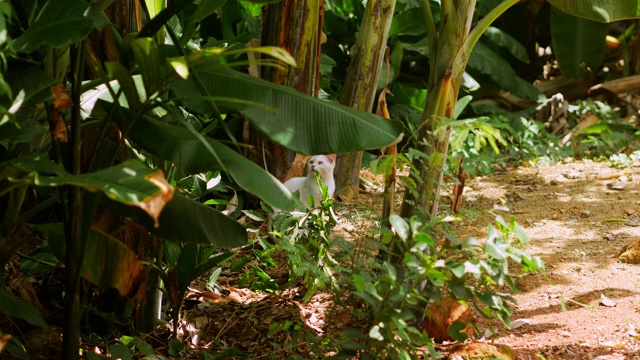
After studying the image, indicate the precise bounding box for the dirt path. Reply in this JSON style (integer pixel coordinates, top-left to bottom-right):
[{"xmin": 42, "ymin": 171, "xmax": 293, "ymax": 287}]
[{"xmin": 455, "ymin": 159, "xmax": 640, "ymax": 359}]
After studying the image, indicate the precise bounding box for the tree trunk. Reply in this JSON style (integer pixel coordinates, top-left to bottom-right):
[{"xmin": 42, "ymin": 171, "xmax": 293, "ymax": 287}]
[
  {"xmin": 335, "ymin": 0, "xmax": 397, "ymax": 200},
  {"xmin": 246, "ymin": 0, "xmax": 324, "ymax": 181},
  {"xmin": 398, "ymin": 0, "xmax": 476, "ymax": 228}
]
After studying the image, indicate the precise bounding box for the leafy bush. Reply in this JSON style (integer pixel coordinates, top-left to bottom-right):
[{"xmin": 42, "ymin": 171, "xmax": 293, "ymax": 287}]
[
  {"xmin": 268, "ymin": 173, "xmax": 340, "ymax": 302},
  {"xmin": 336, "ymin": 215, "xmax": 544, "ymax": 359}
]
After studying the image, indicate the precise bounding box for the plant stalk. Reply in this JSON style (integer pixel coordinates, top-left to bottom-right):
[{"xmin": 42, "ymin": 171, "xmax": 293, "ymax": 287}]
[
  {"xmin": 335, "ymin": 0, "xmax": 397, "ymax": 200},
  {"xmin": 62, "ymin": 40, "xmax": 86, "ymax": 360}
]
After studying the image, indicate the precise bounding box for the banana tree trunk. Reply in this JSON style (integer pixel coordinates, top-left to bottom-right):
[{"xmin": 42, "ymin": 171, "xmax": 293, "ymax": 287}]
[
  {"xmin": 247, "ymin": 0, "xmax": 324, "ymax": 181},
  {"xmin": 390, "ymin": 0, "xmax": 520, "ymax": 326},
  {"xmin": 334, "ymin": 0, "xmax": 397, "ymax": 200},
  {"xmin": 399, "ymin": 0, "xmax": 518, "ymax": 231}
]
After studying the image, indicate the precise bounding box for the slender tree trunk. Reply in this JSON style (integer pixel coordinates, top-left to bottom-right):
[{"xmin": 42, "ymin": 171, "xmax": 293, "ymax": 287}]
[
  {"xmin": 398, "ymin": 0, "xmax": 476, "ymax": 230},
  {"xmin": 247, "ymin": 0, "xmax": 324, "ymax": 181},
  {"xmin": 335, "ymin": 0, "xmax": 397, "ymax": 200}
]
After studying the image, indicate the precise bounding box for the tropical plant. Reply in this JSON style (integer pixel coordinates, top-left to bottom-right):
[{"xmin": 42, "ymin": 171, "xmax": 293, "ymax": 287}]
[
  {"xmin": 396, "ymin": 0, "xmax": 640, "ymax": 225},
  {"xmin": 0, "ymin": 0, "xmax": 402, "ymax": 358},
  {"xmin": 337, "ymin": 215, "xmax": 543, "ymax": 359}
]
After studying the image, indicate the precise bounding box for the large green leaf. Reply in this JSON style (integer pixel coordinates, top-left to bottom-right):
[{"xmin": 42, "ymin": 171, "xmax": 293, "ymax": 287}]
[
  {"xmin": 171, "ymin": 67, "xmax": 404, "ymax": 154},
  {"xmin": 547, "ymin": 0, "xmax": 640, "ymax": 23},
  {"xmin": 180, "ymin": 0, "xmax": 229, "ymax": 46},
  {"xmin": 2, "ymin": 157, "xmax": 173, "ymax": 225},
  {"xmin": 107, "ymin": 108, "xmax": 298, "ymax": 211},
  {"xmin": 550, "ymin": 6, "xmax": 609, "ymax": 79},
  {"xmin": 389, "ymin": 7, "xmax": 426, "ymax": 36},
  {"xmin": 12, "ymin": 0, "xmax": 108, "ymax": 53},
  {"xmin": 6, "ymin": 63, "xmax": 57, "ymax": 111},
  {"xmin": 467, "ymin": 41, "xmax": 541, "ymax": 100},
  {"xmin": 0, "ymin": 288, "xmax": 47, "ymax": 328},
  {"xmin": 108, "ymin": 193, "xmax": 248, "ymax": 247},
  {"xmin": 483, "ymin": 26, "xmax": 529, "ymax": 64}
]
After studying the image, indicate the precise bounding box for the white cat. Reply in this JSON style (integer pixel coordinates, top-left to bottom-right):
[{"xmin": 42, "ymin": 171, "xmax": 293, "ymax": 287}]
[{"xmin": 283, "ymin": 154, "xmax": 336, "ymax": 209}]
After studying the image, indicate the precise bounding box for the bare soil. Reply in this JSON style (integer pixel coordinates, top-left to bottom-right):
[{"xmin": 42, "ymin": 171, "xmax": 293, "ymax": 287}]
[
  {"xmin": 452, "ymin": 158, "xmax": 640, "ymax": 360},
  {"xmin": 181, "ymin": 158, "xmax": 640, "ymax": 359}
]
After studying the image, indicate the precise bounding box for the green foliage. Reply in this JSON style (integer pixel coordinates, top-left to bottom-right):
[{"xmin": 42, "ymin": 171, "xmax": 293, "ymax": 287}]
[
  {"xmin": 12, "ymin": 0, "xmax": 109, "ymax": 53},
  {"xmin": 447, "ymin": 96, "xmax": 640, "ymax": 177},
  {"xmin": 336, "ymin": 215, "xmax": 543, "ymax": 358},
  {"xmin": 269, "ymin": 173, "xmax": 339, "ymax": 302},
  {"xmin": 547, "ymin": 0, "xmax": 640, "ymax": 23},
  {"xmin": 550, "ymin": 6, "xmax": 609, "ymax": 78},
  {"xmin": 0, "ymin": 0, "xmax": 636, "ymax": 358},
  {"xmin": 100, "ymin": 336, "xmax": 155, "ymax": 360},
  {"xmin": 0, "ymin": 287, "xmax": 47, "ymax": 328},
  {"xmin": 156, "ymin": 242, "xmax": 236, "ymax": 335}
]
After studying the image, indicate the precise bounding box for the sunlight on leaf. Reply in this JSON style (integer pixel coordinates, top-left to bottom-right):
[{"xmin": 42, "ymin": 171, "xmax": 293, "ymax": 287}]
[{"xmin": 169, "ymin": 56, "xmax": 189, "ymax": 79}]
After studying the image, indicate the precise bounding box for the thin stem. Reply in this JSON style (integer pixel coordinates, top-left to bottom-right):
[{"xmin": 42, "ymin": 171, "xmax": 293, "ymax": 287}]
[{"xmin": 61, "ymin": 39, "xmax": 86, "ymax": 360}]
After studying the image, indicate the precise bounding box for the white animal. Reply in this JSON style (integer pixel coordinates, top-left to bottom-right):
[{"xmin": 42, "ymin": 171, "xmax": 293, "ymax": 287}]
[{"xmin": 283, "ymin": 154, "xmax": 336, "ymax": 209}]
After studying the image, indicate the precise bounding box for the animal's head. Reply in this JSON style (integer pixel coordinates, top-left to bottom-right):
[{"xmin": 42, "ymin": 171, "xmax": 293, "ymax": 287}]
[{"xmin": 308, "ymin": 154, "xmax": 336, "ymax": 175}]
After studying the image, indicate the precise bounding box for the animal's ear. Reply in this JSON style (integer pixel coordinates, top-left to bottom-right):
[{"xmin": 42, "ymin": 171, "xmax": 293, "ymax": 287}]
[{"xmin": 327, "ymin": 154, "xmax": 337, "ymax": 163}]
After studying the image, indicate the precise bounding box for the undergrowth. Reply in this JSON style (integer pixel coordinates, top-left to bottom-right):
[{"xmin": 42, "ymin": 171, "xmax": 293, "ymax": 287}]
[
  {"xmin": 222, "ymin": 169, "xmax": 546, "ymax": 359},
  {"xmin": 447, "ymin": 100, "xmax": 640, "ymax": 177}
]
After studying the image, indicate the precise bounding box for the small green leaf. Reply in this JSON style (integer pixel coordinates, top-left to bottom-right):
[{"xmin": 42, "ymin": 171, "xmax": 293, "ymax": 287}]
[
  {"xmin": 242, "ymin": 210, "xmax": 266, "ymax": 222},
  {"xmin": 450, "ymin": 263, "xmax": 465, "ymax": 278},
  {"xmin": 120, "ymin": 335, "xmax": 135, "ymax": 347},
  {"xmin": 230, "ymin": 256, "xmax": 250, "ymax": 272},
  {"xmin": 447, "ymin": 320, "xmax": 469, "ymax": 342},
  {"xmin": 383, "ymin": 262, "xmax": 397, "ymax": 281},
  {"xmin": 485, "ymin": 239, "xmax": 507, "ymax": 260},
  {"xmin": 109, "ymin": 343, "xmax": 132, "ymax": 360},
  {"xmin": 514, "ymin": 223, "xmax": 529, "ymax": 244},
  {"xmin": 168, "ymin": 338, "xmax": 185, "ymax": 357},
  {"xmin": 135, "ymin": 337, "xmax": 155, "ymax": 356},
  {"xmin": 389, "ymin": 214, "xmax": 410, "ymax": 241},
  {"xmin": 352, "ymin": 274, "xmax": 365, "ymax": 292},
  {"xmin": 341, "ymin": 328, "xmax": 368, "ymax": 339},
  {"xmin": 454, "ymin": 95, "xmax": 473, "ymax": 119},
  {"xmin": 169, "ymin": 56, "xmax": 189, "ymax": 79},
  {"xmin": 180, "ymin": 0, "xmax": 228, "ymax": 45}
]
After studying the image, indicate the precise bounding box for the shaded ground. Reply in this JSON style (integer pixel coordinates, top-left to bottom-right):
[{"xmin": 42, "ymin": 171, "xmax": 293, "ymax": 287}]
[
  {"xmin": 178, "ymin": 158, "xmax": 640, "ymax": 359},
  {"xmin": 458, "ymin": 159, "xmax": 640, "ymax": 360}
]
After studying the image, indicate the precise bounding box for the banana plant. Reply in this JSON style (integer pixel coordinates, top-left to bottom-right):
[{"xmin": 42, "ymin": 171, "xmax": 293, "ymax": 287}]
[
  {"xmin": 382, "ymin": 0, "xmax": 640, "ymax": 332},
  {"xmin": 398, "ymin": 0, "xmax": 640, "ymax": 232}
]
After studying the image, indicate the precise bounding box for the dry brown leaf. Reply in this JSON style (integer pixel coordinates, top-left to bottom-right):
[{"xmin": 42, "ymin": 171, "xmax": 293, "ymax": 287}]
[
  {"xmin": 51, "ymin": 83, "xmax": 73, "ymax": 111},
  {"xmin": 0, "ymin": 333, "xmax": 10, "ymax": 352},
  {"xmin": 141, "ymin": 171, "xmax": 175, "ymax": 227},
  {"xmin": 49, "ymin": 110, "xmax": 68, "ymax": 142},
  {"xmin": 560, "ymin": 114, "xmax": 599, "ymax": 146}
]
